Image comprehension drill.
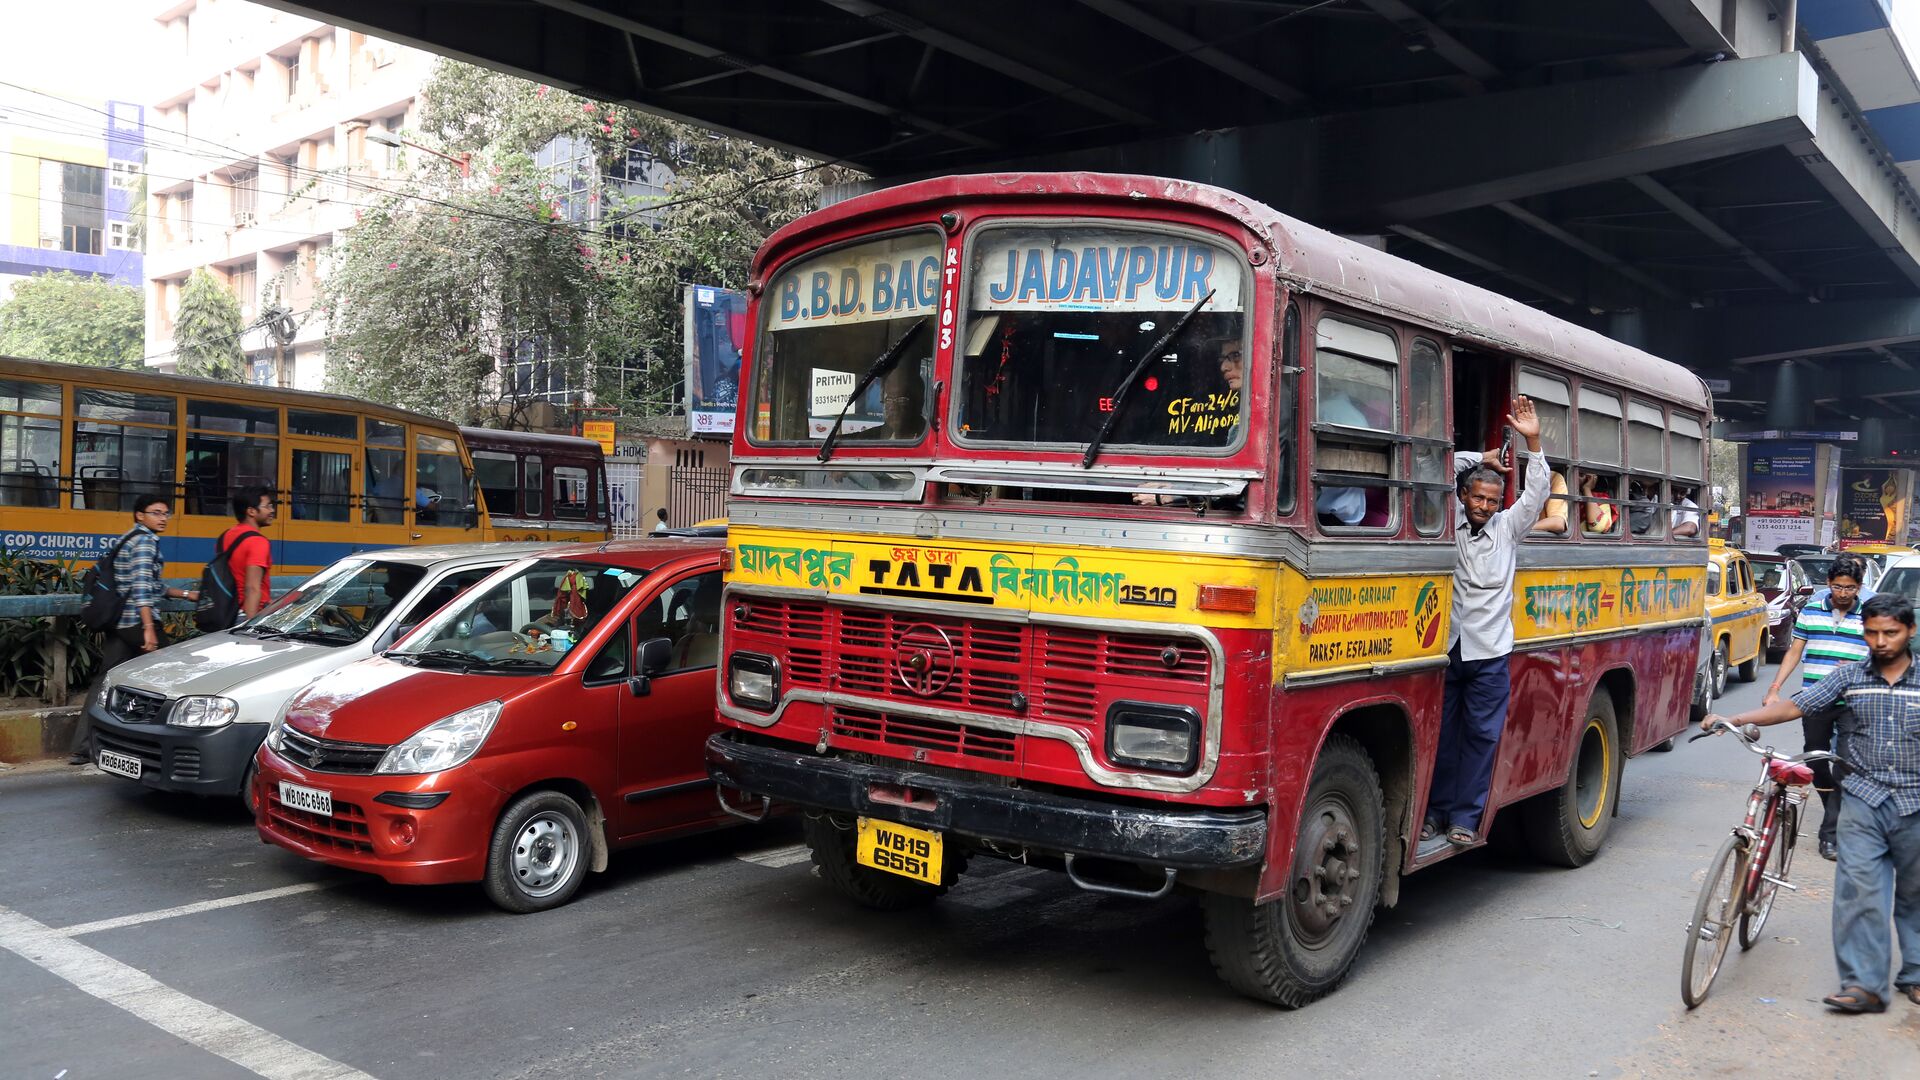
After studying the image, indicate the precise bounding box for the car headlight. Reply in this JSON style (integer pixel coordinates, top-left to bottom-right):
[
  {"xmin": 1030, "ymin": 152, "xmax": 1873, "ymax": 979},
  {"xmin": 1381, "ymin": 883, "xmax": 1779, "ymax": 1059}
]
[
  {"xmin": 95, "ymin": 682, "xmax": 111, "ymax": 708},
  {"xmin": 1106, "ymin": 703, "xmax": 1200, "ymax": 773},
  {"xmin": 728, "ymin": 653, "xmax": 779, "ymax": 711},
  {"xmin": 169, "ymin": 696, "xmax": 238, "ymax": 728},
  {"xmin": 374, "ymin": 700, "xmax": 503, "ymax": 775}
]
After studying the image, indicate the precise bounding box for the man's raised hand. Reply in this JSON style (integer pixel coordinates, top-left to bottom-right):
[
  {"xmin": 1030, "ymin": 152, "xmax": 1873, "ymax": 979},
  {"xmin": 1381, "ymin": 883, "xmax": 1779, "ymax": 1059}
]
[{"xmin": 1505, "ymin": 394, "xmax": 1540, "ymax": 441}]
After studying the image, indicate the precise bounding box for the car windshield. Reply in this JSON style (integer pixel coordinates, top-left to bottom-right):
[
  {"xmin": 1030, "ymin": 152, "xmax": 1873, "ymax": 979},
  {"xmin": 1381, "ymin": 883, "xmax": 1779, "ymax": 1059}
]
[
  {"xmin": 1751, "ymin": 561, "xmax": 1786, "ymax": 592},
  {"xmin": 1794, "ymin": 556, "xmax": 1834, "ymax": 583},
  {"xmin": 241, "ymin": 559, "xmax": 425, "ymax": 644},
  {"xmin": 954, "ymin": 224, "xmax": 1250, "ymax": 452},
  {"xmin": 390, "ymin": 558, "xmax": 646, "ymax": 672},
  {"xmin": 1878, "ymin": 566, "xmax": 1920, "ymax": 601}
]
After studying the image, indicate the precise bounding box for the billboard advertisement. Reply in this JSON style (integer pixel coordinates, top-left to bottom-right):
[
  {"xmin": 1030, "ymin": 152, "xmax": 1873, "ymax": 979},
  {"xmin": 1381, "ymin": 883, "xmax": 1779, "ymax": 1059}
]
[
  {"xmin": 1744, "ymin": 441, "xmax": 1818, "ymax": 552},
  {"xmin": 685, "ymin": 285, "xmax": 747, "ymax": 437},
  {"xmin": 1837, "ymin": 468, "xmax": 1909, "ymax": 543}
]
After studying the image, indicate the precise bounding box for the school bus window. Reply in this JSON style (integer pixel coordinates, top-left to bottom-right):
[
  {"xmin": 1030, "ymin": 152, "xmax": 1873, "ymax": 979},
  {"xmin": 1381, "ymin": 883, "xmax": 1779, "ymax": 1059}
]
[
  {"xmin": 414, "ymin": 432, "xmax": 469, "ymax": 527},
  {"xmin": 1409, "ymin": 338, "xmax": 1447, "ymax": 536},
  {"xmin": 523, "ymin": 455, "xmax": 544, "ymax": 517},
  {"xmin": 1313, "ymin": 316, "xmax": 1399, "ymax": 531},
  {"xmin": 73, "ymin": 388, "xmax": 176, "ymax": 513},
  {"xmin": 553, "ymin": 465, "xmax": 590, "ymax": 519},
  {"xmin": 289, "ymin": 446, "xmax": 351, "ymax": 522},
  {"xmin": 474, "ymin": 450, "xmax": 518, "ymax": 518},
  {"xmin": 185, "ymin": 399, "xmax": 278, "ymax": 516},
  {"xmin": 364, "ymin": 419, "xmax": 405, "ymax": 525},
  {"xmin": 1, "ymin": 378, "xmax": 62, "ymax": 508},
  {"xmin": 1576, "ymin": 386, "xmax": 1623, "ymax": 539},
  {"xmin": 287, "ymin": 408, "xmax": 356, "ymax": 439}
]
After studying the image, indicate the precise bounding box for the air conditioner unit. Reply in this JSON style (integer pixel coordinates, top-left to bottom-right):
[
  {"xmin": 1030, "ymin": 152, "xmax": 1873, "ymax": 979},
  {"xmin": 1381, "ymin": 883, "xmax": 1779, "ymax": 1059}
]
[{"xmin": 234, "ymin": 212, "xmax": 257, "ymax": 229}]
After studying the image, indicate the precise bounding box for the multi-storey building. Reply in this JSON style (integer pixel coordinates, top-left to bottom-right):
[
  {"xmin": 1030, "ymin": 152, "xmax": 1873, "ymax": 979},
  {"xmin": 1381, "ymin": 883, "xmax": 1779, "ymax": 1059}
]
[
  {"xmin": 144, "ymin": 0, "xmax": 433, "ymax": 389},
  {"xmin": 0, "ymin": 86, "xmax": 145, "ymax": 301}
]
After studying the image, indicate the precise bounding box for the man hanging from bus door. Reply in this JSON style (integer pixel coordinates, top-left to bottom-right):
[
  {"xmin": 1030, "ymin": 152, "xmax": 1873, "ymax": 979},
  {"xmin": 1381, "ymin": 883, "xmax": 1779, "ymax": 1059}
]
[{"xmin": 1422, "ymin": 394, "xmax": 1548, "ymax": 850}]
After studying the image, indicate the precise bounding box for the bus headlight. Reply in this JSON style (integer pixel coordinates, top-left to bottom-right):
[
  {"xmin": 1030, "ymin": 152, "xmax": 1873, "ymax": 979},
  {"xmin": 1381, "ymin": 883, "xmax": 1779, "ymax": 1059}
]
[
  {"xmin": 1106, "ymin": 703, "xmax": 1200, "ymax": 773},
  {"xmin": 728, "ymin": 653, "xmax": 780, "ymax": 711}
]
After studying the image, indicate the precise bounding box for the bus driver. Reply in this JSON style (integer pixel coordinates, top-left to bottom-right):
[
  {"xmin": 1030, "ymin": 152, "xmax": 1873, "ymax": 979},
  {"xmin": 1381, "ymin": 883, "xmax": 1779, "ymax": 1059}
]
[{"xmin": 1424, "ymin": 394, "xmax": 1548, "ymax": 849}]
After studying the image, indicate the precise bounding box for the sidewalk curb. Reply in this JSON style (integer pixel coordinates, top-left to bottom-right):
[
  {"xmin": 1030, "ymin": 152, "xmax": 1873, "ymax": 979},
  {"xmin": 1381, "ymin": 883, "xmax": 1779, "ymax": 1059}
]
[{"xmin": 0, "ymin": 706, "xmax": 83, "ymax": 762}]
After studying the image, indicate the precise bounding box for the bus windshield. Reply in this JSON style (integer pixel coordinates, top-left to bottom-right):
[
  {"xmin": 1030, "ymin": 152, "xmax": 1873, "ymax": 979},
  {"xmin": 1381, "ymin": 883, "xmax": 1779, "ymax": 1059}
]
[{"xmin": 955, "ymin": 224, "xmax": 1248, "ymax": 453}]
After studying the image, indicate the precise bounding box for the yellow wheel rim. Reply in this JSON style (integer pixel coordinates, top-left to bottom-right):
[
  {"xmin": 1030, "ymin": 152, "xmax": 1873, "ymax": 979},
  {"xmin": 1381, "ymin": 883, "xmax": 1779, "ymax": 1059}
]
[{"xmin": 1577, "ymin": 717, "xmax": 1611, "ymax": 829}]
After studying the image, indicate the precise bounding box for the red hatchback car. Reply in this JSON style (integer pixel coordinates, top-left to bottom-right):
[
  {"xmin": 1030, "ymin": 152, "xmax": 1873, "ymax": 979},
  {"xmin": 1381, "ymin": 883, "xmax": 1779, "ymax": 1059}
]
[{"xmin": 254, "ymin": 539, "xmax": 735, "ymax": 911}]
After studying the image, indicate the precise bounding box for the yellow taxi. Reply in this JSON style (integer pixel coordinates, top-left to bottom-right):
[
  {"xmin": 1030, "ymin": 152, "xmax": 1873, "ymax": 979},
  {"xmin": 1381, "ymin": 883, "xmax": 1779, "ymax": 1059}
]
[
  {"xmin": 1831, "ymin": 540, "xmax": 1912, "ymax": 584},
  {"xmin": 1705, "ymin": 540, "xmax": 1769, "ymax": 699}
]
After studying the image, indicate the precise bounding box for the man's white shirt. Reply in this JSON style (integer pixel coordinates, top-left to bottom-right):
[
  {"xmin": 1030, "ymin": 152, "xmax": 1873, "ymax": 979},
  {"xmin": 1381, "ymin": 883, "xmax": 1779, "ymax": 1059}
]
[{"xmin": 1448, "ymin": 449, "xmax": 1551, "ymax": 661}]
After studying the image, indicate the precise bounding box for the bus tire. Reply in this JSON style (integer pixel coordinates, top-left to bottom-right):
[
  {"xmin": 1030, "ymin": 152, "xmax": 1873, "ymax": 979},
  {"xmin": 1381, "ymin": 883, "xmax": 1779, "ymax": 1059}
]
[
  {"xmin": 1202, "ymin": 734, "xmax": 1383, "ymax": 1008},
  {"xmin": 1523, "ymin": 693, "xmax": 1622, "ymax": 868},
  {"xmin": 803, "ymin": 813, "xmax": 958, "ymax": 911}
]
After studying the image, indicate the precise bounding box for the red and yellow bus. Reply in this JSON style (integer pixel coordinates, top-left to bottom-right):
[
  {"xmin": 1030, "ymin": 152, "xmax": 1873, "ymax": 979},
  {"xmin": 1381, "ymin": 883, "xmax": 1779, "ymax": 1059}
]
[
  {"xmin": 0, "ymin": 355, "xmax": 607, "ymax": 577},
  {"xmin": 705, "ymin": 173, "xmax": 1710, "ymax": 1006}
]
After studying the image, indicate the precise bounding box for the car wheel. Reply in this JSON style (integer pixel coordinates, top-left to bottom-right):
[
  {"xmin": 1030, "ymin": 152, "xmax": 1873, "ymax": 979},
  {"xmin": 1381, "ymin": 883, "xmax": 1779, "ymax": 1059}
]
[
  {"xmin": 239, "ymin": 758, "xmax": 260, "ymax": 818},
  {"xmin": 1710, "ymin": 641, "xmax": 1729, "ymax": 699},
  {"xmin": 1735, "ymin": 649, "xmax": 1759, "ymax": 683},
  {"xmin": 483, "ymin": 791, "xmax": 590, "ymax": 913}
]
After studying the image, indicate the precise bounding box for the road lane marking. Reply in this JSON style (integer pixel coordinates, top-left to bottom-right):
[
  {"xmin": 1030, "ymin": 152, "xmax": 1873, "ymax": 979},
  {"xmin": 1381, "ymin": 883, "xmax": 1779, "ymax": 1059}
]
[
  {"xmin": 58, "ymin": 883, "xmax": 335, "ymax": 938},
  {"xmin": 736, "ymin": 843, "xmax": 813, "ymax": 868},
  {"xmin": 0, "ymin": 905, "xmax": 376, "ymax": 1080}
]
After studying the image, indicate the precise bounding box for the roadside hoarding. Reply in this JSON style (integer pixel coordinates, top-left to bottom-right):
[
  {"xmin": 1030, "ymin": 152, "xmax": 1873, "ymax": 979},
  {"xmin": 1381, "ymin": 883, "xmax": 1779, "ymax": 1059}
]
[
  {"xmin": 1837, "ymin": 467, "xmax": 1913, "ymax": 543},
  {"xmin": 1744, "ymin": 441, "xmax": 1818, "ymax": 552},
  {"xmin": 685, "ymin": 285, "xmax": 747, "ymax": 437}
]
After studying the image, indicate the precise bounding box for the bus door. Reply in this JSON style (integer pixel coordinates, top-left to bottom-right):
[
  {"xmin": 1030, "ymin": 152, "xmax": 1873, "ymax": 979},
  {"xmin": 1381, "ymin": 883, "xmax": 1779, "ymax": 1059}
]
[
  {"xmin": 285, "ymin": 435, "xmax": 362, "ymax": 568},
  {"xmin": 411, "ymin": 430, "xmax": 479, "ymax": 545}
]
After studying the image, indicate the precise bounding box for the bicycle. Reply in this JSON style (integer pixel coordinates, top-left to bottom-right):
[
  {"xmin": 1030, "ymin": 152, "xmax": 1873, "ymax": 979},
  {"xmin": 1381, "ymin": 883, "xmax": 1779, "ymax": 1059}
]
[{"xmin": 1680, "ymin": 720, "xmax": 1843, "ymax": 1009}]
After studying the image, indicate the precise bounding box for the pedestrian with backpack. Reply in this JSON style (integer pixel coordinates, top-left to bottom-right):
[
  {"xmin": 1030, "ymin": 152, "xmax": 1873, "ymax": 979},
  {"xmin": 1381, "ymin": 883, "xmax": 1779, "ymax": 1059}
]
[
  {"xmin": 217, "ymin": 487, "xmax": 275, "ymax": 622},
  {"xmin": 67, "ymin": 494, "xmax": 199, "ymax": 763}
]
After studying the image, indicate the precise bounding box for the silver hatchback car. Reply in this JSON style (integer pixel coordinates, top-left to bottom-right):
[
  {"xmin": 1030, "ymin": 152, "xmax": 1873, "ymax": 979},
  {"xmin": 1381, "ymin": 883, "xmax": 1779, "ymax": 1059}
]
[{"xmin": 87, "ymin": 543, "xmax": 548, "ymax": 810}]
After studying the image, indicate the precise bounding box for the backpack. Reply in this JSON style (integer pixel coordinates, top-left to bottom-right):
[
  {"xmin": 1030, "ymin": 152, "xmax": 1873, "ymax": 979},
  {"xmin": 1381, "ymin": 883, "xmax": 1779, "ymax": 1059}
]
[
  {"xmin": 194, "ymin": 530, "xmax": 258, "ymax": 632},
  {"xmin": 77, "ymin": 531, "xmax": 137, "ymax": 632}
]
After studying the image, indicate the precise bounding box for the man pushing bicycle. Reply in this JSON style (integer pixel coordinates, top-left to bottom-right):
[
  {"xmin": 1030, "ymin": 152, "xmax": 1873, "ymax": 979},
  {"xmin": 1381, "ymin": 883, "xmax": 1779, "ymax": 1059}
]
[{"xmin": 1702, "ymin": 593, "xmax": 1920, "ymax": 1015}]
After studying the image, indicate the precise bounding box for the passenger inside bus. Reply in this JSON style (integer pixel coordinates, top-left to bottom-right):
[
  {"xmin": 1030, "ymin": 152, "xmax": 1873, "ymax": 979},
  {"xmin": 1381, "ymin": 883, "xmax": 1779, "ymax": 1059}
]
[
  {"xmin": 1532, "ymin": 471, "xmax": 1570, "ymax": 534},
  {"xmin": 1580, "ymin": 472, "xmax": 1618, "ymax": 533}
]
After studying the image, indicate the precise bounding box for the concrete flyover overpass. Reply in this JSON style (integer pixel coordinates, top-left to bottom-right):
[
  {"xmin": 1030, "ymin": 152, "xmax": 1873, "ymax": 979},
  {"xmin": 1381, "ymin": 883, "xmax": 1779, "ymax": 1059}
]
[{"xmin": 263, "ymin": 0, "xmax": 1920, "ymax": 455}]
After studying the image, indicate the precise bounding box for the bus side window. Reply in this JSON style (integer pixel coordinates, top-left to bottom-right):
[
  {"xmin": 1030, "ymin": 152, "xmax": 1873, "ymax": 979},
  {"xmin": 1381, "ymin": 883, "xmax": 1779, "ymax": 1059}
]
[
  {"xmin": 523, "ymin": 455, "xmax": 544, "ymax": 518},
  {"xmin": 1669, "ymin": 413, "xmax": 1707, "ymax": 541},
  {"xmin": 1409, "ymin": 339, "xmax": 1446, "ymax": 536},
  {"xmin": 1576, "ymin": 386, "xmax": 1623, "ymax": 538},
  {"xmin": 365, "ymin": 419, "xmax": 405, "ymax": 524},
  {"xmin": 474, "ymin": 451, "xmax": 517, "ymax": 519},
  {"xmin": 1275, "ymin": 303, "xmax": 1297, "ymax": 515},
  {"xmin": 1312, "ymin": 316, "xmax": 1399, "ymax": 532},
  {"xmin": 1516, "ymin": 369, "xmax": 1572, "ymax": 537}
]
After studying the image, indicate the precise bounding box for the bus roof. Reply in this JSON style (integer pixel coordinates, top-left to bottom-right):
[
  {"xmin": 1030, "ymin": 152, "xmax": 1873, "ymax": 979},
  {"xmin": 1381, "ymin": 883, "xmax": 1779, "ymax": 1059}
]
[
  {"xmin": 0, "ymin": 354, "xmax": 461, "ymax": 430},
  {"xmin": 459, "ymin": 426, "xmax": 605, "ymax": 454},
  {"xmin": 762, "ymin": 172, "xmax": 1711, "ymax": 411}
]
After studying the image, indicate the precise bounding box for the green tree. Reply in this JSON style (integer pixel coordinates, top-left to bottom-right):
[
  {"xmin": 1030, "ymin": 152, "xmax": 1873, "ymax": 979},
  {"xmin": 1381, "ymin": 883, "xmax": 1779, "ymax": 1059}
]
[
  {"xmin": 0, "ymin": 271, "xmax": 143, "ymax": 368},
  {"xmin": 173, "ymin": 269, "xmax": 247, "ymax": 381},
  {"xmin": 321, "ymin": 59, "xmax": 851, "ymax": 425}
]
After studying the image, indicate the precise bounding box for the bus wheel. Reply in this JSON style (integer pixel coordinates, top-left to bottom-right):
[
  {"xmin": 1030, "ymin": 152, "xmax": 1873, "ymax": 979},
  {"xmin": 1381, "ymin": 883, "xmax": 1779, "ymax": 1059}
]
[
  {"xmin": 802, "ymin": 814, "xmax": 960, "ymax": 911},
  {"xmin": 1522, "ymin": 693, "xmax": 1621, "ymax": 868},
  {"xmin": 1202, "ymin": 734, "xmax": 1383, "ymax": 1008}
]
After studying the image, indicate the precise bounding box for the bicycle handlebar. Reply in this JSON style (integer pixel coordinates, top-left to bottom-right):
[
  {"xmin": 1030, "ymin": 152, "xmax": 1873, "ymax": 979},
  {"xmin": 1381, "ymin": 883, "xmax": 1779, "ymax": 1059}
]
[{"xmin": 1693, "ymin": 718, "xmax": 1853, "ymax": 768}]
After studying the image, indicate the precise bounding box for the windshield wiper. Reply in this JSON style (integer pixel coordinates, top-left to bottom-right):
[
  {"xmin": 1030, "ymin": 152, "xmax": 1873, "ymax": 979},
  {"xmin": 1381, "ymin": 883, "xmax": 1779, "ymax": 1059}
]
[
  {"xmin": 474, "ymin": 657, "xmax": 552, "ymax": 671},
  {"xmin": 817, "ymin": 317, "xmax": 928, "ymax": 464},
  {"xmin": 236, "ymin": 625, "xmax": 291, "ymax": 639},
  {"xmin": 1080, "ymin": 289, "xmax": 1214, "ymax": 468},
  {"xmin": 276, "ymin": 627, "xmax": 357, "ymax": 645},
  {"xmin": 391, "ymin": 648, "xmax": 484, "ymax": 671}
]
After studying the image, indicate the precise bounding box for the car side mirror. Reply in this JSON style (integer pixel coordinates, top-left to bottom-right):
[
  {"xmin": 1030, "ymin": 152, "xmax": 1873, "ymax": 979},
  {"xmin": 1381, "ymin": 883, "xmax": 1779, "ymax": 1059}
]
[{"xmin": 627, "ymin": 637, "xmax": 674, "ymax": 697}]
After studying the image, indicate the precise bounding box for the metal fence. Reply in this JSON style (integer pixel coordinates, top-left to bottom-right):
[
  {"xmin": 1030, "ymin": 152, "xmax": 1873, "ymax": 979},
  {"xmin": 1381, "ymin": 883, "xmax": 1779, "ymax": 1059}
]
[{"xmin": 667, "ymin": 465, "xmax": 729, "ymax": 527}]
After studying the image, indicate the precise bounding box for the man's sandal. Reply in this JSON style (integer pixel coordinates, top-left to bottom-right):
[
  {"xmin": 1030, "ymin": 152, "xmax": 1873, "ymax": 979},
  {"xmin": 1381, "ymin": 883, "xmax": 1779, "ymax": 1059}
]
[
  {"xmin": 1900, "ymin": 985, "xmax": 1920, "ymax": 1006},
  {"xmin": 1446, "ymin": 825, "xmax": 1476, "ymax": 846},
  {"xmin": 1822, "ymin": 986, "xmax": 1887, "ymax": 1013},
  {"xmin": 1420, "ymin": 820, "xmax": 1441, "ymax": 842}
]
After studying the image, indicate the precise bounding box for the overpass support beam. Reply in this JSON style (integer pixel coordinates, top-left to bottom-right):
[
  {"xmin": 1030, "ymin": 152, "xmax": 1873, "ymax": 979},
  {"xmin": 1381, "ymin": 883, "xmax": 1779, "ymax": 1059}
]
[
  {"xmin": 954, "ymin": 53, "xmax": 1820, "ymax": 229},
  {"xmin": 1612, "ymin": 297, "xmax": 1920, "ymax": 367}
]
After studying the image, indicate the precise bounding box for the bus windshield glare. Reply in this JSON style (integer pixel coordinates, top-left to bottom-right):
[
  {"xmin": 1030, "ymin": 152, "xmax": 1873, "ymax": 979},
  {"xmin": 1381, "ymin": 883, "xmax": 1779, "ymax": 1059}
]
[{"xmin": 955, "ymin": 225, "xmax": 1248, "ymax": 452}]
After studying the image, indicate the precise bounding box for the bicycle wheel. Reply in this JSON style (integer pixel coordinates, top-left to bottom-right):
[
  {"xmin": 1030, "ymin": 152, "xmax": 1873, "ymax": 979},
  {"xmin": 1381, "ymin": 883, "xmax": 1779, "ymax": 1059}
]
[
  {"xmin": 1681, "ymin": 834, "xmax": 1747, "ymax": 1009},
  {"xmin": 1739, "ymin": 802, "xmax": 1797, "ymax": 950}
]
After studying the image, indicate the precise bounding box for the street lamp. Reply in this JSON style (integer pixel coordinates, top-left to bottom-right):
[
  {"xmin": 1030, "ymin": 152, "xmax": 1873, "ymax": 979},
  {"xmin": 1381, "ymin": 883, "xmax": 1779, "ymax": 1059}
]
[{"xmin": 365, "ymin": 130, "xmax": 471, "ymax": 178}]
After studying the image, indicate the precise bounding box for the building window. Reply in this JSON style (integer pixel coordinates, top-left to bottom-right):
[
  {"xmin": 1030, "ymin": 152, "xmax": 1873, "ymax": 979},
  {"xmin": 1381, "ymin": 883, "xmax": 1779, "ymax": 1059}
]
[
  {"xmin": 108, "ymin": 221, "xmax": 132, "ymax": 250},
  {"xmin": 109, "ymin": 160, "xmax": 142, "ymax": 189},
  {"xmin": 39, "ymin": 161, "xmax": 106, "ymax": 254},
  {"xmin": 229, "ymin": 170, "xmax": 258, "ymax": 222},
  {"xmin": 285, "ymin": 54, "xmax": 302, "ymax": 98}
]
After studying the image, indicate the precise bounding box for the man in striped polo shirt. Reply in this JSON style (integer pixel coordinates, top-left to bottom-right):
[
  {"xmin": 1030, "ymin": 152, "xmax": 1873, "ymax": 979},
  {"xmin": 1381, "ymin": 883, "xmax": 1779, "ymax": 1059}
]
[{"xmin": 1764, "ymin": 552, "xmax": 1873, "ymax": 860}]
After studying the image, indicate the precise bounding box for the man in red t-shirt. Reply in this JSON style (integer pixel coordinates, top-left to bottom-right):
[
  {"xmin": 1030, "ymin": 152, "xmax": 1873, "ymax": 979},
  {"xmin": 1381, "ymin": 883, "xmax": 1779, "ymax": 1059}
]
[{"xmin": 221, "ymin": 486, "xmax": 276, "ymax": 618}]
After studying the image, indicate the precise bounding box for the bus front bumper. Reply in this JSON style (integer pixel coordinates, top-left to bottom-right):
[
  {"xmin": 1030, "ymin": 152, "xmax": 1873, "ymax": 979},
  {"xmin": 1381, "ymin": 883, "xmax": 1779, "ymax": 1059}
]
[{"xmin": 706, "ymin": 733, "xmax": 1266, "ymax": 869}]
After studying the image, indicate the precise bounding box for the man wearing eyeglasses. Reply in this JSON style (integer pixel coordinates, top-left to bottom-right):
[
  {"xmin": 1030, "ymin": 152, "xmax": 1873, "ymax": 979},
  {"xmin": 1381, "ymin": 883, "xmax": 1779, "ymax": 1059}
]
[
  {"xmin": 66, "ymin": 494, "xmax": 200, "ymax": 763},
  {"xmin": 1763, "ymin": 552, "xmax": 1874, "ymax": 859}
]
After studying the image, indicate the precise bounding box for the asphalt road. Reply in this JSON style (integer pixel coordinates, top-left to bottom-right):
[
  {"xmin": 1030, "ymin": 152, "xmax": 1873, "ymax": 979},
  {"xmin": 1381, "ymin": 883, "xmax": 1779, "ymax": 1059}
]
[{"xmin": 3, "ymin": 669, "xmax": 1917, "ymax": 1080}]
